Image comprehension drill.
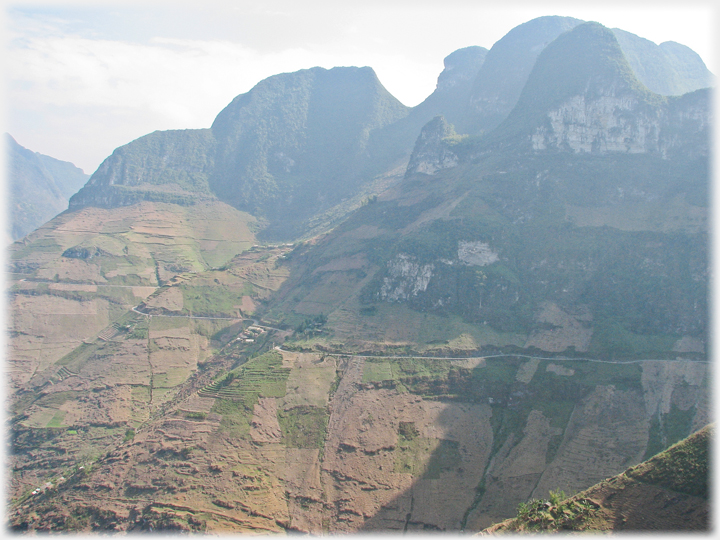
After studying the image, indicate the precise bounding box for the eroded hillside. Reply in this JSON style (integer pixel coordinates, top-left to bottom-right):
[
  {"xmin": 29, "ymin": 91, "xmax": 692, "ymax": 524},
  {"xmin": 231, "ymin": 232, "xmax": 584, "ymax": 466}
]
[{"xmin": 10, "ymin": 341, "xmax": 708, "ymax": 532}]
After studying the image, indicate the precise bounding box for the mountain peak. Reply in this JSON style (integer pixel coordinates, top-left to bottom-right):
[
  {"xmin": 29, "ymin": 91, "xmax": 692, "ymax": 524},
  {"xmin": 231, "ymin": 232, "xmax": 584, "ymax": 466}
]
[
  {"xmin": 519, "ymin": 21, "xmax": 651, "ymax": 109},
  {"xmin": 464, "ymin": 15, "xmax": 583, "ymax": 134},
  {"xmin": 489, "ymin": 21, "xmax": 676, "ymax": 154},
  {"xmin": 435, "ymin": 46, "xmax": 487, "ymax": 93}
]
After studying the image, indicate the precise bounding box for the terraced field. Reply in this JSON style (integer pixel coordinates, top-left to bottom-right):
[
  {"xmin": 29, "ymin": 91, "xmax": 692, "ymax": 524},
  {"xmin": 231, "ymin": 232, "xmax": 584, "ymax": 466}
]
[{"xmin": 10, "ymin": 341, "xmax": 708, "ymax": 533}]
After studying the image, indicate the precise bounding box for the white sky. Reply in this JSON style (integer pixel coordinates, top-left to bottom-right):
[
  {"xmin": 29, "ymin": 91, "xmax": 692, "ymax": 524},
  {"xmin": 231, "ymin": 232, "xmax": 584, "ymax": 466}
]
[{"xmin": 3, "ymin": 0, "xmax": 717, "ymax": 174}]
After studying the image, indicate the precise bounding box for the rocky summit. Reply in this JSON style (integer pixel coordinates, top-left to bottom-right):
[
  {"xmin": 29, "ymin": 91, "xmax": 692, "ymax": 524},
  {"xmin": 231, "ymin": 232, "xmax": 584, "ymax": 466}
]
[{"xmin": 7, "ymin": 16, "xmax": 712, "ymax": 534}]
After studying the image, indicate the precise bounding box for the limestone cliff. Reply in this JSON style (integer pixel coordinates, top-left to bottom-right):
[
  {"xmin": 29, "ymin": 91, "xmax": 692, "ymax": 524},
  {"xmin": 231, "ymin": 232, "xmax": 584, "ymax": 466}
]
[
  {"xmin": 404, "ymin": 116, "xmax": 460, "ymax": 177},
  {"xmin": 492, "ymin": 22, "xmax": 711, "ymax": 158}
]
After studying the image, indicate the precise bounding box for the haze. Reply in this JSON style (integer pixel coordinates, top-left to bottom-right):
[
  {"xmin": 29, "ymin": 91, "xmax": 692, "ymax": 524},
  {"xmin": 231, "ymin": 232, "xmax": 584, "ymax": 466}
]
[{"xmin": 4, "ymin": 0, "xmax": 716, "ymax": 174}]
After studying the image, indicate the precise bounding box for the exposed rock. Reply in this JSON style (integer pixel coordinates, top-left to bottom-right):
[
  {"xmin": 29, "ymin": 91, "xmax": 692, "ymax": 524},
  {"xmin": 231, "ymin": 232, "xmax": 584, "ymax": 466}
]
[
  {"xmin": 457, "ymin": 241, "xmax": 499, "ymax": 266},
  {"xmin": 405, "ymin": 116, "xmax": 459, "ymax": 177},
  {"xmin": 380, "ymin": 254, "xmax": 434, "ymax": 301}
]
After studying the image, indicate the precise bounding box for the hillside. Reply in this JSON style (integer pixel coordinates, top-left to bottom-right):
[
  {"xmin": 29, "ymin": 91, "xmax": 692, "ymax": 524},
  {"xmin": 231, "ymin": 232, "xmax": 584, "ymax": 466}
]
[
  {"xmin": 7, "ymin": 16, "xmax": 711, "ymax": 534},
  {"xmin": 482, "ymin": 424, "xmax": 711, "ymax": 532},
  {"xmin": 7, "ymin": 134, "xmax": 89, "ymax": 241},
  {"xmin": 263, "ymin": 22, "xmax": 709, "ymax": 362}
]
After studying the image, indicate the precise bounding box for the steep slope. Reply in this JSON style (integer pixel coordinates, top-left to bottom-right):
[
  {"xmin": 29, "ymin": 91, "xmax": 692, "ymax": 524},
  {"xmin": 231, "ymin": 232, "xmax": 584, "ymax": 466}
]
[
  {"xmin": 6, "ymin": 16, "xmax": 712, "ymax": 536},
  {"xmin": 483, "ymin": 424, "xmax": 710, "ymax": 532},
  {"xmin": 210, "ymin": 66, "xmax": 409, "ymax": 238},
  {"xmin": 7, "ymin": 134, "xmax": 89, "ymax": 241},
  {"xmin": 262, "ymin": 22, "xmax": 708, "ymax": 367}
]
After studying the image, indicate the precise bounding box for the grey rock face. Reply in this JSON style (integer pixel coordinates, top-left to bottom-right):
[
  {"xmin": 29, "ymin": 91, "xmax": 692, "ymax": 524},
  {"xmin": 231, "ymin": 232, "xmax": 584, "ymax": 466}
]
[{"xmin": 405, "ymin": 116, "xmax": 460, "ymax": 177}]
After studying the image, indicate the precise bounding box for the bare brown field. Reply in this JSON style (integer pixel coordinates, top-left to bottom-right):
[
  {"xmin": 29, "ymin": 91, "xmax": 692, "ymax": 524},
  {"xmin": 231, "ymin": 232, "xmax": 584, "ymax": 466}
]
[{"xmin": 9, "ymin": 344, "xmax": 710, "ymax": 533}]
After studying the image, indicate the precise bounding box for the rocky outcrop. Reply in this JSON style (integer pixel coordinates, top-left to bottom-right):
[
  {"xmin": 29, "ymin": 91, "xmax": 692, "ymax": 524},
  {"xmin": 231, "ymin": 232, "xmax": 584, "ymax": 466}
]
[
  {"xmin": 380, "ymin": 254, "xmax": 434, "ymax": 301},
  {"xmin": 530, "ymin": 93, "xmax": 663, "ymax": 153},
  {"xmin": 404, "ymin": 116, "xmax": 460, "ymax": 177},
  {"xmin": 529, "ymin": 88, "xmax": 710, "ymax": 156},
  {"xmin": 491, "ymin": 22, "xmax": 711, "ymax": 158}
]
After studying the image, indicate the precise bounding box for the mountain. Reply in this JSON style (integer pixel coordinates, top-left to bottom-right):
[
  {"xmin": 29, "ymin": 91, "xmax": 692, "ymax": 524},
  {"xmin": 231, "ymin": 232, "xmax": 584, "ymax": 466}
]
[
  {"xmin": 7, "ymin": 134, "xmax": 89, "ymax": 241},
  {"xmin": 612, "ymin": 29, "xmax": 714, "ymax": 96},
  {"xmin": 70, "ymin": 67, "xmax": 409, "ymax": 240},
  {"xmin": 486, "ymin": 21, "xmax": 710, "ymax": 156},
  {"xmin": 269, "ymin": 22, "xmax": 709, "ymax": 359},
  {"xmin": 463, "ymin": 15, "xmax": 583, "ymax": 134},
  {"xmin": 483, "ymin": 424, "xmax": 710, "ymax": 532},
  {"xmin": 7, "ymin": 17, "xmax": 711, "ymax": 534}
]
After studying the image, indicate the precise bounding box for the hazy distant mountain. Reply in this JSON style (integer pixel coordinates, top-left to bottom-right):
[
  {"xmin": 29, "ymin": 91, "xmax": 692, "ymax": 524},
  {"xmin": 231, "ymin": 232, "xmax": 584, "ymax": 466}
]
[
  {"xmin": 464, "ymin": 15, "xmax": 583, "ymax": 134},
  {"xmin": 362, "ymin": 45, "xmax": 489, "ymax": 177},
  {"xmin": 6, "ymin": 134, "xmax": 88, "ymax": 241},
  {"xmin": 71, "ymin": 67, "xmax": 409, "ymax": 240},
  {"xmin": 490, "ymin": 22, "xmax": 710, "ymax": 157},
  {"xmin": 612, "ymin": 29, "xmax": 714, "ymax": 96}
]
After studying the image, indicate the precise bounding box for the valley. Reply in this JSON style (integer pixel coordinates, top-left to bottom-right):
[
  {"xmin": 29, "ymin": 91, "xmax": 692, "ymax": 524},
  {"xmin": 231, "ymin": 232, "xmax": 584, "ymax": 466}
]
[{"xmin": 7, "ymin": 16, "xmax": 712, "ymax": 533}]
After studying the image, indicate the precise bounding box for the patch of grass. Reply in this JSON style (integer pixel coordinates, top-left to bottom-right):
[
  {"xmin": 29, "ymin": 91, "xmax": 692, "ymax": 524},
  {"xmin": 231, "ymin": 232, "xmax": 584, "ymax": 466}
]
[
  {"xmin": 211, "ymin": 398, "xmax": 251, "ymax": 438},
  {"xmin": 489, "ymin": 406, "xmax": 531, "ymax": 455},
  {"xmin": 208, "ymin": 351, "xmax": 290, "ymax": 437},
  {"xmin": 131, "ymin": 385, "xmax": 151, "ymax": 403},
  {"xmin": 152, "ymin": 368, "xmax": 191, "ymax": 389},
  {"xmin": 362, "ymin": 361, "xmax": 395, "ymax": 383},
  {"xmin": 481, "ymin": 357, "xmax": 522, "ymax": 384},
  {"xmin": 398, "ymin": 421, "xmax": 419, "ymax": 440},
  {"xmin": 626, "ymin": 425, "xmax": 710, "ymax": 498},
  {"xmin": 508, "ymin": 490, "xmax": 596, "ymax": 532},
  {"xmin": 55, "ymin": 342, "xmax": 101, "ymax": 371},
  {"xmin": 395, "ymin": 433, "xmax": 435, "ymax": 475},
  {"xmin": 37, "ymin": 391, "xmax": 77, "ymax": 408},
  {"xmin": 179, "ymin": 282, "xmax": 252, "ymax": 317},
  {"xmin": 127, "ymin": 319, "xmax": 150, "ymax": 340},
  {"xmin": 278, "ymin": 406, "xmax": 329, "ymax": 448},
  {"xmin": 564, "ymin": 360, "xmax": 643, "ymax": 392},
  {"xmin": 46, "ymin": 410, "xmax": 67, "ymax": 428}
]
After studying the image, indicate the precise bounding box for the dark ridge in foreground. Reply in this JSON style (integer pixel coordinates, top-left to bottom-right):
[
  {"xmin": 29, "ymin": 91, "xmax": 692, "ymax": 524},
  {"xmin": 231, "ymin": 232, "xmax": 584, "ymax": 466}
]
[{"xmin": 481, "ymin": 424, "xmax": 711, "ymax": 533}]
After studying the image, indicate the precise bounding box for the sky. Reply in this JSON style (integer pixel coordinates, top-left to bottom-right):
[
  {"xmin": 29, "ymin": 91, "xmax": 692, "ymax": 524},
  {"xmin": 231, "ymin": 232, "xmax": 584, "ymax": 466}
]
[{"xmin": 3, "ymin": 0, "xmax": 717, "ymax": 175}]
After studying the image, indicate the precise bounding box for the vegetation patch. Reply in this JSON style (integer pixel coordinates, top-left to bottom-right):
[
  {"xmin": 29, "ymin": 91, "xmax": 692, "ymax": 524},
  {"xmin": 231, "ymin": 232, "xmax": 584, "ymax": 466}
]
[
  {"xmin": 506, "ymin": 490, "xmax": 597, "ymax": 532},
  {"xmin": 362, "ymin": 361, "xmax": 396, "ymax": 383},
  {"xmin": 424, "ymin": 439, "xmax": 461, "ymax": 479},
  {"xmin": 208, "ymin": 351, "xmax": 289, "ymax": 437},
  {"xmin": 278, "ymin": 406, "xmax": 329, "ymax": 448},
  {"xmin": 627, "ymin": 424, "xmax": 710, "ymax": 498}
]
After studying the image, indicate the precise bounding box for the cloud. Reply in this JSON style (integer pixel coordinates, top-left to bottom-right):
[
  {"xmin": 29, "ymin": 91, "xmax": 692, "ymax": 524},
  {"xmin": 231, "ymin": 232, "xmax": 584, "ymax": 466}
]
[{"xmin": 7, "ymin": 28, "xmax": 438, "ymax": 172}]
